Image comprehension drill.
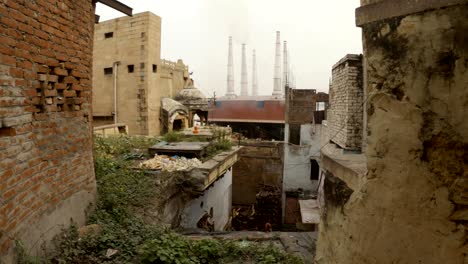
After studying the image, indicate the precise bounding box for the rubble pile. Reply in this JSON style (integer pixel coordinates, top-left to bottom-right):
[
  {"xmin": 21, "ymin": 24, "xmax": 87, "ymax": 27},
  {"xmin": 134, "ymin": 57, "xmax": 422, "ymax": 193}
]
[
  {"xmin": 139, "ymin": 155, "xmax": 202, "ymax": 172},
  {"xmin": 231, "ymin": 185, "xmax": 282, "ymax": 231},
  {"xmin": 255, "ymin": 185, "xmax": 282, "ymax": 230}
]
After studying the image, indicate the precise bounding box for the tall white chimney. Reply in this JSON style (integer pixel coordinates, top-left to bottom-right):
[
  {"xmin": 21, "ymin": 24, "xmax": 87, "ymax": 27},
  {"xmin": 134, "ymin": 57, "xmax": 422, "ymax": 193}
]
[
  {"xmin": 272, "ymin": 31, "xmax": 282, "ymax": 96},
  {"xmin": 252, "ymin": 49, "xmax": 258, "ymax": 96},
  {"xmin": 282, "ymin": 41, "xmax": 288, "ymax": 89},
  {"xmin": 240, "ymin": 43, "xmax": 248, "ymax": 96},
  {"xmin": 226, "ymin": 36, "xmax": 235, "ymax": 97}
]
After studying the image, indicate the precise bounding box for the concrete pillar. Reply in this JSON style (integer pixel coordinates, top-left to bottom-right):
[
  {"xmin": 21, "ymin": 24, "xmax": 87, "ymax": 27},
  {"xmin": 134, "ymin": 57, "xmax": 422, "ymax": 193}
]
[
  {"xmin": 252, "ymin": 49, "xmax": 258, "ymax": 96},
  {"xmin": 240, "ymin": 43, "xmax": 248, "ymax": 96},
  {"xmin": 282, "ymin": 41, "xmax": 288, "ymax": 90},
  {"xmin": 316, "ymin": 1, "xmax": 468, "ymax": 263},
  {"xmin": 272, "ymin": 31, "xmax": 282, "ymax": 96},
  {"xmin": 226, "ymin": 36, "xmax": 235, "ymax": 97}
]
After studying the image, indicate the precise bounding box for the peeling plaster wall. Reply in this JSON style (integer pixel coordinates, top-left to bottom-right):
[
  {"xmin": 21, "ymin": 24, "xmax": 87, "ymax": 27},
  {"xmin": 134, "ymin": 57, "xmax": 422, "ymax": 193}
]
[
  {"xmin": 283, "ymin": 124, "xmax": 322, "ymax": 193},
  {"xmin": 316, "ymin": 3, "xmax": 468, "ymax": 264},
  {"xmin": 181, "ymin": 169, "xmax": 232, "ymax": 231}
]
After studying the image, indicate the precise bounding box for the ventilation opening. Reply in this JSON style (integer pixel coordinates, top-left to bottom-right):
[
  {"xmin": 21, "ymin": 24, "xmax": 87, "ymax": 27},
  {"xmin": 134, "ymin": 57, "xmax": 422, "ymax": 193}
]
[
  {"xmin": 104, "ymin": 67, "xmax": 113, "ymax": 75},
  {"xmin": 104, "ymin": 32, "xmax": 113, "ymax": 39},
  {"xmin": 140, "ymin": 63, "xmax": 145, "ymax": 69},
  {"xmin": 152, "ymin": 64, "xmax": 157, "ymax": 73},
  {"xmin": 0, "ymin": 127, "xmax": 16, "ymax": 137},
  {"xmin": 127, "ymin": 65, "xmax": 134, "ymax": 73},
  {"xmin": 310, "ymin": 159, "xmax": 319, "ymax": 180}
]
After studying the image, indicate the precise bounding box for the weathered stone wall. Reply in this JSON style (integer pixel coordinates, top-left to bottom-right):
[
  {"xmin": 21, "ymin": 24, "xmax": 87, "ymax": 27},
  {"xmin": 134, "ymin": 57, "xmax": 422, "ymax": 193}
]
[
  {"xmin": 316, "ymin": 2, "xmax": 468, "ymax": 263},
  {"xmin": 93, "ymin": 12, "xmax": 162, "ymax": 135},
  {"xmin": 158, "ymin": 59, "xmax": 190, "ymax": 99},
  {"xmin": 0, "ymin": 0, "xmax": 96, "ymax": 262},
  {"xmin": 232, "ymin": 142, "xmax": 283, "ymax": 205},
  {"xmin": 327, "ymin": 54, "xmax": 363, "ymax": 150}
]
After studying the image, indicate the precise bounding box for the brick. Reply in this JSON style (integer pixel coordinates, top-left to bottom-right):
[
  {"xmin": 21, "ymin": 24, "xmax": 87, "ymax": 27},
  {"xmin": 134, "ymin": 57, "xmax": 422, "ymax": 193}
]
[
  {"xmin": 0, "ymin": 54, "xmax": 16, "ymax": 66},
  {"xmin": 44, "ymin": 89, "xmax": 57, "ymax": 97},
  {"xmin": 63, "ymin": 62, "xmax": 76, "ymax": 70},
  {"xmin": 46, "ymin": 58, "xmax": 59, "ymax": 67},
  {"xmin": 63, "ymin": 90, "xmax": 76, "ymax": 97},
  {"xmin": 32, "ymin": 54, "xmax": 46, "ymax": 64},
  {"xmin": 31, "ymin": 97, "xmax": 41, "ymax": 105},
  {"xmin": 63, "ymin": 76, "xmax": 77, "ymax": 84},
  {"xmin": 37, "ymin": 65, "xmax": 49, "ymax": 73},
  {"xmin": 54, "ymin": 83, "xmax": 67, "ymax": 90},
  {"xmin": 0, "ymin": 44, "xmax": 13, "ymax": 56},
  {"xmin": 72, "ymin": 84, "xmax": 83, "ymax": 91},
  {"xmin": 53, "ymin": 67, "xmax": 68, "ymax": 76},
  {"xmin": 47, "ymin": 75, "xmax": 58, "ymax": 82},
  {"xmin": 2, "ymin": 114, "xmax": 33, "ymax": 127},
  {"xmin": 9, "ymin": 68, "xmax": 23, "ymax": 78},
  {"xmin": 0, "ymin": 36, "xmax": 17, "ymax": 47},
  {"xmin": 3, "ymin": 189, "xmax": 16, "ymax": 201},
  {"xmin": 18, "ymin": 22, "xmax": 34, "ymax": 34},
  {"xmin": 0, "ymin": 16, "xmax": 17, "ymax": 29},
  {"xmin": 70, "ymin": 70, "xmax": 87, "ymax": 79},
  {"xmin": 38, "ymin": 74, "xmax": 48, "ymax": 81},
  {"xmin": 18, "ymin": 60, "xmax": 33, "ymax": 70}
]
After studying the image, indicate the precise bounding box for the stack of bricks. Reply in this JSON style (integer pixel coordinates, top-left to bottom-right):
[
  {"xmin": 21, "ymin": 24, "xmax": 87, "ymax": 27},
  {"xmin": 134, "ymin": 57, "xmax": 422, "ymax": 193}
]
[
  {"xmin": 0, "ymin": 0, "xmax": 96, "ymax": 260},
  {"xmin": 326, "ymin": 54, "xmax": 364, "ymax": 151}
]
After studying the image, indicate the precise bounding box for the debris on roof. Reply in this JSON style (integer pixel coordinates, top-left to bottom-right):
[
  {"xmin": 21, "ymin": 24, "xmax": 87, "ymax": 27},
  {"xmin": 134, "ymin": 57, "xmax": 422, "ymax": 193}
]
[{"xmin": 139, "ymin": 154, "xmax": 202, "ymax": 172}]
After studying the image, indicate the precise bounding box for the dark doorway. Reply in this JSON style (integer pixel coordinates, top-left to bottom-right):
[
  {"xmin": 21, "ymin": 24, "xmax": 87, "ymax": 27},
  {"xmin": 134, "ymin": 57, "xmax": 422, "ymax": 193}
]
[
  {"xmin": 310, "ymin": 159, "xmax": 319, "ymax": 180},
  {"xmin": 173, "ymin": 119, "xmax": 183, "ymax": 131}
]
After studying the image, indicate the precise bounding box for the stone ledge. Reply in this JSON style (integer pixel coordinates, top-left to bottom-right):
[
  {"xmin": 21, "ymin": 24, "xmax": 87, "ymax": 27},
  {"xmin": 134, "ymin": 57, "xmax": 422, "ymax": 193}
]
[
  {"xmin": 197, "ymin": 146, "xmax": 241, "ymax": 189},
  {"xmin": 332, "ymin": 54, "xmax": 362, "ymax": 71},
  {"xmin": 356, "ymin": 0, "xmax": 468, "ymax": 26}
]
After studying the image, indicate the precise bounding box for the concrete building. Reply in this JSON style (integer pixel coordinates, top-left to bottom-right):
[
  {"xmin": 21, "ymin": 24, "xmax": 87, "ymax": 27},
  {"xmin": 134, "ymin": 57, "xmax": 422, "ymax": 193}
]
[
  {"xmin": 315, "ymin": 1, "xmax": 468, "ymax": 263},
  {"xmin": 282, "ymin": 88, "xmax": 328, "ymax": 229},
  {"xmin": 92, "ymin": 12, "xmax": 191, "ymax": 135}
]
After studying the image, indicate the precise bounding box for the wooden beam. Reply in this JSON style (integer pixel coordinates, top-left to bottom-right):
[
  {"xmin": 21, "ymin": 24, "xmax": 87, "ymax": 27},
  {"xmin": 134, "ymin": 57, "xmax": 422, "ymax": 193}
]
[{"xmin": 97, "ymin": 0, "xmax": 132, "ymax": 16}]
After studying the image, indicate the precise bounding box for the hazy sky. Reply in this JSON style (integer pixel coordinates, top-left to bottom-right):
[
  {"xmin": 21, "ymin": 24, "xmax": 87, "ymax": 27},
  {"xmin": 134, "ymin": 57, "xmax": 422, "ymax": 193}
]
[{"xmin": 96, "ymin": 0, "xmax": 362, "ymax": 96}]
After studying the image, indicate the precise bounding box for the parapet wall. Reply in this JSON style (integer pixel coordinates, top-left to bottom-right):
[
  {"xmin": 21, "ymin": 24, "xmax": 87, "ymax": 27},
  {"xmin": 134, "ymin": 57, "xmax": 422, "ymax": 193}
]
[{"xmin": 0, "ymin": 0, "xmax": 96, "ymax": 261}]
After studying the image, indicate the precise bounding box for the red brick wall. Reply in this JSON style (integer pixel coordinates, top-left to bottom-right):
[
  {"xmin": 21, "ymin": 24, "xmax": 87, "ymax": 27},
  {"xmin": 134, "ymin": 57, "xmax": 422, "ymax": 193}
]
[{"xmin": 0, "ymin": 0, "xmax": 96, "ymax": 259}]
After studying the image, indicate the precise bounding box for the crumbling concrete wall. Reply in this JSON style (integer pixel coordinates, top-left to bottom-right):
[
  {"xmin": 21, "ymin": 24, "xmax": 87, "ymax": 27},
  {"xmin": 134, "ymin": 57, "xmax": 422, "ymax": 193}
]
[
  {"xmin": 0, "ymin": 0, "xmax": 96, "ymax": 261},
  {"xmin": 327, "ymin": 54, "xmax": 363, "ymax": 151},
  {"xmin": 316, "ymin": 2, "xmax": 468, "ymax": 263},
  {"xmin": 232, "ymin": 142, "xmax": 283, "ymax": 205}
]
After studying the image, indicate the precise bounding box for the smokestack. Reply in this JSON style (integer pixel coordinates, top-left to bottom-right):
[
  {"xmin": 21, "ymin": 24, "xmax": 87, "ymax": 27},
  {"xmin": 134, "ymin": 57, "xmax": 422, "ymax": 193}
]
[
  {"xmin": 240, "ymin": 43, "xmax": 248, "ymax": 96},
  {"xmin": 282, "ymin": 41, "xmax": 288, "ymax": 89},
  {"xmin": 226, "ymin": 36, "xmax": 235, "ymax": 97},
  {"xmin": 252, "ymin": 49, "xmax": 258, "ymax": 96},
  {"xmin": 272, "ymin": 31, "xmax": 282, "ymax": 96}
]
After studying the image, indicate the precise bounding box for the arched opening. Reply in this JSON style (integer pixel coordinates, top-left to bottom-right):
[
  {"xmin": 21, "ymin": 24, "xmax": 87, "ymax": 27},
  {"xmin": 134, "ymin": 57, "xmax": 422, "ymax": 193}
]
[{"xmin": 173, "ymin": 119, "xmax": 183, "ymax": 131}]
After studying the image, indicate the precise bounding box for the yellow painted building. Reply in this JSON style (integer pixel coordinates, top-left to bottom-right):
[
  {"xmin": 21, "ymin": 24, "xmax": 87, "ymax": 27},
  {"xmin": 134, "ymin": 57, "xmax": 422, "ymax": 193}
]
[{"xmin": 92, "ymin": 12, "xmax": 190, "ymax": 135}]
